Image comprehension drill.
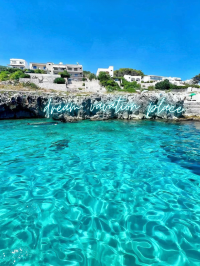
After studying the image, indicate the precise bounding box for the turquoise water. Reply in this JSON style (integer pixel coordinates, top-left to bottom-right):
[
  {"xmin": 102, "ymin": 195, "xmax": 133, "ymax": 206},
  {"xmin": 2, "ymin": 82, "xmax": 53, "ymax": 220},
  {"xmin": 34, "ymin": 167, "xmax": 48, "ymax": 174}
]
[{"xmin": 0, "ymin": 119, "xmax": 200, "ymax": 266}]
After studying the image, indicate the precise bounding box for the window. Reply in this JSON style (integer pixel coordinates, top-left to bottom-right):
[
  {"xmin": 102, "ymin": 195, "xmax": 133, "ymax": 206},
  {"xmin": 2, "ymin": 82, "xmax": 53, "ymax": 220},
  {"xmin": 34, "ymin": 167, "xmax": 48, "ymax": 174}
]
[
  {"xmin": 74, "ymin": 74, "xmax": 78, "ymax": 77},
  {"xmin": 150, "ymin": 76, "xmax": 162, "ymax": 81},
  {"xmin": 12, "ymin": 61, "xmax": 16, "ymax": 64},
  {"xmin": 19, "ymin": 62, "xmax": 23, "ymax": 64},
  {"xmin": 68, "ymin": 68, "xmax": 72, "ymax": 70},
  {"xmin": 43, "ymin": 67, "xmax": 46, "ymax": 70},
  {"xmin": 74, "ymin": 68, "xmax": 78, "ymax": 71},
  {"xmin": 20, "ymin": 67, "xmax": 24, "ymax": 69},
  {"xmin": 33, "ymin": 66, "xmax": 37, "ymax": 69}
]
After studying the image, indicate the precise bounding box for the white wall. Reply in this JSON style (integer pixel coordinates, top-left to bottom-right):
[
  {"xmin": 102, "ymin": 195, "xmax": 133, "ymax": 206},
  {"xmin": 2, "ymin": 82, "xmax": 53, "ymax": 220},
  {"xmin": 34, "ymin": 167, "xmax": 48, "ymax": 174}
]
[
  {"xmin": 124, "ymin": 75, "xmax": 141, "ymax": 83},
  {"xmin": 10, "ymin": 59, "xmax": 29, "ymax": 69},
  {"xmin": 96, "ymin": 66, "xmax": 114, "ymax": 77}
]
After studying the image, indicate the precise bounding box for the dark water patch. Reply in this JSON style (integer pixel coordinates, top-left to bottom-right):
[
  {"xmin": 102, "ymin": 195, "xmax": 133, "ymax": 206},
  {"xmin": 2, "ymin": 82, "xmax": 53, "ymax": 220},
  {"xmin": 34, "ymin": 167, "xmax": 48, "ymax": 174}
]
[
  {"xmin": 162, "ymin": 144, "xmax": 200, "ymax": 176},
  {"xmin": 50, "ymin": 139, "xmax": 70, "ymax": 150}
]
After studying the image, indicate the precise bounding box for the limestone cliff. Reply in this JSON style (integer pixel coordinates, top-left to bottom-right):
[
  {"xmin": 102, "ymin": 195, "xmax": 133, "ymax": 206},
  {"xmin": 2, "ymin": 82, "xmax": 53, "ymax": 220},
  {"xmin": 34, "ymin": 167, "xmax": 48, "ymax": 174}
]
[{"xmin": 0, "ymin": 91, "xmax": 199, "ymax": 121}]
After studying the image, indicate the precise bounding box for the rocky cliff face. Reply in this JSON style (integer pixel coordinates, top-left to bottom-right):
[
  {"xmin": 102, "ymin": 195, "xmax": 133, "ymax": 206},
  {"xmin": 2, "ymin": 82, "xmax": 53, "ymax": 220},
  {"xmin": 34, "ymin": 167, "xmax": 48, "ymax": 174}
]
[{"xmin": 0, "ymin": 91, "xmax": 199, "ymax": 121}]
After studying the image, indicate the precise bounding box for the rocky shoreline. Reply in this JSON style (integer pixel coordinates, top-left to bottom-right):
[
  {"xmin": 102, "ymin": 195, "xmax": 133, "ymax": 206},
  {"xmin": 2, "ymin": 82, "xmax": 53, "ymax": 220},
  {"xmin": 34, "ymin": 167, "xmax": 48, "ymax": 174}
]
[{"xmin": 0, "ymin": 91, "xmax": 200, "ymax": 121}]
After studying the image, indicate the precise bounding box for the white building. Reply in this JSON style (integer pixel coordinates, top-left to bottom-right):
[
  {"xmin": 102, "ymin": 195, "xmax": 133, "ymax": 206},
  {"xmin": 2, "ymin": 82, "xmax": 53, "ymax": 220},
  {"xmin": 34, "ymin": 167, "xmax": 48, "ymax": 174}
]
[
  {"xmin": 96, "ymin": 66, "xmax": 114, "ymax": 77},
  {"xmin": 142, "ymin": 75, "xmax": 163, "ymax": 82},
  {"xmin": 30, "ymin": 62, "xmax": 83, "ymax": 81},
  {"xmin": 142, "ymin": 75, "xmax": 184, "ymax": 85},
  {"xmin": 184, "ymin": 79, "xmax": 195, "ymax": 85},
  {"xmin": 9, "ymin": 59, "xmax": 29, "ymax": 70},
  {"xmin": 164, "ymin": 77, "xmax": 184, "ymax": 86},
  {"xmin": 30, "ymin": 62, "xmax": 47, "ymax": 71},
  {"xmin": 124, "ymin": 75, "xmax": 141, "ymax": 83}
]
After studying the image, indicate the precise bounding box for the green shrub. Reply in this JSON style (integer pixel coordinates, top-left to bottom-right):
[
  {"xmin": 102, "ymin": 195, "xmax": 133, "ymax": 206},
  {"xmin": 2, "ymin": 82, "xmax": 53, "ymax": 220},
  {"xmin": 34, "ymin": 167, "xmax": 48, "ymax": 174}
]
[
  {"xmin": 147, "ymin": 86, "xmax": 155, "ymax": 91},
  {"xmin": 82, "ymin": 83, "xmax": 85, "ymax": 86},
  {"xmin": 155, "ymin": 79, "xmax": 171, "ymax": 90},
  {"xmin": 7, "ymin": 68, "xmax": 23, "ymax": 73},
  {"xmin": 54, "ymin": 77, "xmax": 65, "ymax": 84},
  {"xmin": 10, "ymin": 70, "xmax": 24, "ymax": 80},
  {"xmin": 121, "ymin": 77, "xmax": 141, "ymax": 92},
  {"xmin": 59, "ymin": 70, "xmax": 70, "ymax": 78},
  {"xmin": 25, "ymin": 69, "xmax": 35, "ymax": 73},
  {"xmin": 34, "ymin": 69, "xmax": 46, "ymax": 74},
  {"xmin": 82, "ymin": 78, "xmax": 87, "ymax": 81},
  {"xmin": 23, "ymin": 82, "xmax": 39, "ymax": 89},
  {"xmin": 20, "ymin": 73, "xmax": 30, "ymax": 78},
  {"xmin": 0, "ymin": 71, "xmax": 10, "ymax": 81}
]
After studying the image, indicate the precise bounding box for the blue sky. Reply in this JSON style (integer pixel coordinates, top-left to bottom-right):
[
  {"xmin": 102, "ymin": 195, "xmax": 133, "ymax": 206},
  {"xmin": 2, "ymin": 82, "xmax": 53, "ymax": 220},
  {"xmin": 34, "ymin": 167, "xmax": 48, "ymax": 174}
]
[{"xmin": 0, "ymin": 0, "xmax": 199, "ymax": 80}]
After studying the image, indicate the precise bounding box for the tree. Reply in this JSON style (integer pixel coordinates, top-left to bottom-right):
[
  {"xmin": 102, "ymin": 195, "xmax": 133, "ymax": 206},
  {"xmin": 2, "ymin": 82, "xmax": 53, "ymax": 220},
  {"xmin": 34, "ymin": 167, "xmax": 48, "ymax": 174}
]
[
  {"xmin": 155, "ymin": 79, "xmax": 171, "ymax": 90},
  {"xmin": 88, "ymin": 73, "xmax": 96, "ymax": 81},
  {"xmin": 83, "ymin": 70, "xmax": 91, "ymax": 77},
  {"xmin": 121, "ymin": 78, "xmax": 141, "ymax": 92},
  {"xmin": 59, "ymin": 70, "xmax": 70, "ymax": 78},
  {"xmin": 114, "ymin": 68, "xmax": 144, "ymax": 77},
  {"xmin": 97, "ymin": 72, "xmax": 110, "ymax": 82},
  {"xmin": 192, "ymin": 74, "xmax": 200, "ymax": 84},
  {"xmin": 97, "ymin": 72, "xmax": 120, "ymax": 91}
]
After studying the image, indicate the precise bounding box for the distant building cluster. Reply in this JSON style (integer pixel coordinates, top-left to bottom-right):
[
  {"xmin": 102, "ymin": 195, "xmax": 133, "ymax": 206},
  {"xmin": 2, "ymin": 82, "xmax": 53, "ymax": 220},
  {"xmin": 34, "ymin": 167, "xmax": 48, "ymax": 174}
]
[
  {"xmin": 9, "ymin": 59, "xmax": 83, "ymax": 81},
  {"xmin": 96, "ymin": 66, "xmax": 185, "ymax": 85},
  {"xmin": 8, "ymin": 59, "xmax": 190, "ymax": 85}
]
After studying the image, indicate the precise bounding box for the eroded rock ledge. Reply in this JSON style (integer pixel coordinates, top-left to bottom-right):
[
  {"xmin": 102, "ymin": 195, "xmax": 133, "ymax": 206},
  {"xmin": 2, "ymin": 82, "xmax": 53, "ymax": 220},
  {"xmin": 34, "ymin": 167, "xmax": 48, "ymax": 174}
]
[{"xmin": 0, "ymin": 91, "xmax": 199, "ymax": 121}]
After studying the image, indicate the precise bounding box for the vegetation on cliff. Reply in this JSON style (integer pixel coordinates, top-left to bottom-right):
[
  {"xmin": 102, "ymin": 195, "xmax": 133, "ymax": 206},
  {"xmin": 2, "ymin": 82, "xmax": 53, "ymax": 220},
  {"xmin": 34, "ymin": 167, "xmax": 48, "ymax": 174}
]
[
  {"xmin": 155, "ymin": 79, "xmax": 200, "ymax": 90},
  {"xmin": 54, "ymin": 77, "xmax": 66, "ymax": 84},
  {"xmin": 114, "ymin": 68, "xmax": 144, "ymax": 77},
  {"xmin": 98, "ymin": 72, "xmax": 141, "ymax": 92}
]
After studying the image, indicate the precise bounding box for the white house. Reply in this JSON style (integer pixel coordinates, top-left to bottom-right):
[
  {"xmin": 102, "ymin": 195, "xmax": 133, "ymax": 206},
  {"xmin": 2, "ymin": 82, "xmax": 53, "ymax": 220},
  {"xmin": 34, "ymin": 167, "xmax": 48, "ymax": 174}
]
[
  {"xmin": 30, "ymin": 62, "xmax": 83, "ymax": 81},
  {"xmin": 124, "ymin": 75, "xmax": 141, "ymax": 83},
  {"xmin": 142, "ymin": 75, "xmax": 163, "ymax": 82},
  {"xmin": 9, "ymin": 59, "xmax": 29, "ymax": 70},
  {"xmin": 29, "ymin": 62, "xmax": 47, "ymax": 71},
  {"xmin": 184, "ymin": 79, "xmax": 194, "ymax": 85},
  {"xmin": 96, "ymin": 66, "xmax": 114, "ymax": 77},
  {"xmin": 163, "ymin": 77, "xmax": 184, "ymax": 86},
  {"xmin": 142, "ymin": 75, "xmax": 184, "ymax": 85}
]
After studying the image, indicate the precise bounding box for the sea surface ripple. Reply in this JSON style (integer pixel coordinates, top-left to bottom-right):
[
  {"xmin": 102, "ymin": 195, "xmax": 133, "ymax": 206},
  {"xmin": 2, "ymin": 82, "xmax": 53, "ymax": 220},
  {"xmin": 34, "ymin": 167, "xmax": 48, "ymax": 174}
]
[{"xmin": 0, "ymin": 119, "xmax": 200, "ymax": 266}]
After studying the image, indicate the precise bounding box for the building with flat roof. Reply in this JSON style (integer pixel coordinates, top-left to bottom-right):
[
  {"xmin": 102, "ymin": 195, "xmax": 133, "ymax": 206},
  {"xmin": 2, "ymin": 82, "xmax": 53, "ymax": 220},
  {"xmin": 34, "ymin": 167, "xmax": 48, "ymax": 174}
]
[
  {"xmin": 9, "ymin": 59, "xmax": 29, "ymax": 70},
  {"xmin": 29, "ymin": 62, "xmax": 83, "ymax": 80},
  {"xmin": 29, "ymin": 62, "xmax": 47, "ymax": 71},
  {"xmin": 142, "ymin": 75, "xmax": 184, "ymax": 85},
  {"xmin": 96, "ymin": 66, "xmax": 114, "ymax": 77},
  {"xmin": 142, "ymin": 75, "xmax": 163, "ymax": 82},
  {"xmin": 124, "ymin": 75, "xmax": 141, "ymax": 83}
]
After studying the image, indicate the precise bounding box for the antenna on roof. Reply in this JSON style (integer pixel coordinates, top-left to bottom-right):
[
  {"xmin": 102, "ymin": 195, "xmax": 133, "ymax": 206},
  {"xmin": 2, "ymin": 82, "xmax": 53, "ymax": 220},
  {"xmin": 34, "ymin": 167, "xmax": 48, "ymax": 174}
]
[{"xmin": 77, "ymin": 62, "xmax": 79, "ymax": 65}]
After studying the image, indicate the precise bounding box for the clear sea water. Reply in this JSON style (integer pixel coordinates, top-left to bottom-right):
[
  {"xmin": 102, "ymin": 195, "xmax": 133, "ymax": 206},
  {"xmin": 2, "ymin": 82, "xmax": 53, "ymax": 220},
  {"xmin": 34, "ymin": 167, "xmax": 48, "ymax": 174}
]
[{"xmin": 0, "ymin": 119, "xmax": 200, "ymax": 266}]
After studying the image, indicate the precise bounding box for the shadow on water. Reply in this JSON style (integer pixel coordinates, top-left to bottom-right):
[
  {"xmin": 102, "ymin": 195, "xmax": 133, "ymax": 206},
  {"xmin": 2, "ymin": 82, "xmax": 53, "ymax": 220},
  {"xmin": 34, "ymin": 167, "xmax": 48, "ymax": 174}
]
[
  {"xmin": 50, "ymin": 139, "xmax": 70, "ymax": 150},
  {"xmin": 161, "ymin": 145, "xmax": 200, "ymax": 176}
]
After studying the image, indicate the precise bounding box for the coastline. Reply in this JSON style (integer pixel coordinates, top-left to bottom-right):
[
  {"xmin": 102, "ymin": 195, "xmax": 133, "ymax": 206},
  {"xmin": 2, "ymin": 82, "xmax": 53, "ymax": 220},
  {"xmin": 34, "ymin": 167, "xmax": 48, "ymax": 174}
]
[{"xmin": 0, "ymin": 90, "xmax": 200, "ymax": 121}]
